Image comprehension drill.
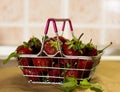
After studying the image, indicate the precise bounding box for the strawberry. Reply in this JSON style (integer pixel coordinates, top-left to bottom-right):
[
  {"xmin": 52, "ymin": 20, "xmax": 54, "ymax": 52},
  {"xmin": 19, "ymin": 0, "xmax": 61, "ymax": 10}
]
[
  {"xmin": 83, "ymin": 39, "xmax": 98, "ymax": 56},
  {"xmin": 64, "ymin": 70, "xmax": 78, "ymax": 78},
  {"xmin": 62, "ymin": 33, "xmax": 85, "ymax": 56},
  {"xmin": 77, "ymin": 59, "xmax": 93, "ymax": 78},
  {"xmin": 16, "ymin": 45, "xmax": 33, "ymax": 66},
  {"xmin": 43, "ymin": 35, "xmax": 67, "ymax": 55},
  {"xmin": 48, "ymin": 64, "xmax": 61, "ymax": 82},
  {"xmin": 43, "ymin": 37, "xmax": 58, "ymax": 55},
  {"xmin": 16, "ymin": 45, "xmax": 33, "ymax": 54},
  {"xmin": 59, "ymin": 59, "xmax": 77, "ymax": 68},
  {"xmin": 77, "ymin": 59, "xmax": 93, "ymax": 69},
  {"xmin": 27, "ymin": 36, "xmax": 41, "ymax": 54},
  {"xmin": 3, "ymin": 44, "xmax": 33, "ymax": 65},
  {"xmin": 48, "ymin": 69, "xmax": 60, "ymax": 82},
  {"xmin": 3, "ymin": 36, "xmax": 42, "ymax": 65},
  {"xmin": 53, "ymin": 36, "xmax": 68, "ymax": 43},
  {"xmin": 19, "ymin": 58, "xmax": 33, "ymax": 66},
  {"xmin": 22, "ymin": 68, "xmax": 40, "ymax": 81},
  {"xmin": 32, "ymin": 58, "xmax": 52, "ymax": 74},
  {"xmin": 83, "ymin": 40, "xmax": 113, "ymax": 56},
  {"xmin": 62, "ymin": 43, "xmax": 80, "ymax": 56}
]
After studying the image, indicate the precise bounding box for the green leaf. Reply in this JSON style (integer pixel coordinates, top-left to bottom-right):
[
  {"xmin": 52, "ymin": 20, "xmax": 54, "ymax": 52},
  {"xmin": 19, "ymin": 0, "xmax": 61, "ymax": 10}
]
[
  {"xmin": 91, "ymin": 84, "xmax": 104, "ymax": 92},
  {"xmin": 62, "ymin": 81, "xmax": 77, "ymax": 88},
  {"xmin": 61, "ymin": 77, "xmax": 78, "ymax": 92},
  {"xmin": 80, "ymin": 79, "xmax": 91, "ymax": 88},
  {"xmin": 59, "ymin": 77, "xmax": 103, "ymax": 92},
  {"xmin": 3, "ymin": 52, "xmax": 21, "ymax": 64},
  {"xmin": 63, "ymin": 77, "xmax": 78, "ymax": 83},
  {"xmin": 79, "ymin": 79, "xmax": 103, "ymax": 92}
]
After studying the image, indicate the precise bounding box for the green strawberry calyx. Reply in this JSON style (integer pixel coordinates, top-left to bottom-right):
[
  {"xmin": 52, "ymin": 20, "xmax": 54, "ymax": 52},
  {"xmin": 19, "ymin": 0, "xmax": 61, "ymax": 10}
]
[
  {"xmin": 29, "ymin": 36, "xmax": 41, "ymax": 48},
  {"xmin": 85, "ymin": 39, "xmax": 97, "ymax": 50},
  {"xmin": 65, "ymin": 33, "xmax": 85, "ymax": 54},
  {"xmin": 50, "ymin": 40, "xmax": 59, "ymax": 51}
]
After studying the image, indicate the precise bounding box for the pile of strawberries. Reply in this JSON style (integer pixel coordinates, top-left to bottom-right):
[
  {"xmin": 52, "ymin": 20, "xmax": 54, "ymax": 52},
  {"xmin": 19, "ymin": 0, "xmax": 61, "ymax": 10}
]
[
  {"xmin": 4, "ymin": 34, "xmax": 112, "ymax": 83},
  {"xmin": 14, "ymin": 34, "xmax": 104, "ymax": 83}
]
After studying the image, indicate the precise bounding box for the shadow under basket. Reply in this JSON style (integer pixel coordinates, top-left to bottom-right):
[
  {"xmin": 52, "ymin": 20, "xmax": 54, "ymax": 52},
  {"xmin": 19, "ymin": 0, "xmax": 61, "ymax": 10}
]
[{"xmin": 18, "ymin": 54, "xmax": 102, "ymax": 85}]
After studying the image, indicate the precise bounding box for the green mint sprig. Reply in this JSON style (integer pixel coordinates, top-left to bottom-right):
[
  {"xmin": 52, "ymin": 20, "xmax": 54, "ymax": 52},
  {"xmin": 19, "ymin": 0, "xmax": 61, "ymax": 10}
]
[{"xmin": 60, "ymin": 77, "xmax": 103, "ymax": 92}]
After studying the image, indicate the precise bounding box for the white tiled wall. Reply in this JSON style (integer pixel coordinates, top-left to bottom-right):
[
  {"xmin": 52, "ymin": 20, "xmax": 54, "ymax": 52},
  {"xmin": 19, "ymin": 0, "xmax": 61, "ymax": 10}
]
[{"xmin": 0, "ymin": 0, "xmax": 120, "ymax": 47}]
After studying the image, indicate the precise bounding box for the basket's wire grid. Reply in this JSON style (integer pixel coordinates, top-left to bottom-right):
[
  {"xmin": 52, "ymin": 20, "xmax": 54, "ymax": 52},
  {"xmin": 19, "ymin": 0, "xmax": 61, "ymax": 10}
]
[{"xmin": 18, "ymin": 18, "xmax": 102, "ymax": 84}]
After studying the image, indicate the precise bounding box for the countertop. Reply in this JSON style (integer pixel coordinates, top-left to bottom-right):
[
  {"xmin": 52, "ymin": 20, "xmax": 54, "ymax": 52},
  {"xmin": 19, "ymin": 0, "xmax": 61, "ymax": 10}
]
[{"xmin": 0, "ymin": 61, "xmax": 120, "ymax": 92}]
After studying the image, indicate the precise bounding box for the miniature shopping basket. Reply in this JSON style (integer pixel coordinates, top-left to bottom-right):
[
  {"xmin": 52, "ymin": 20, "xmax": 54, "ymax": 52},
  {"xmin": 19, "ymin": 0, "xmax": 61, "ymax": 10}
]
[{"xmin": 18, "ymin": 18, "xmax": 102, "ymax": 84}]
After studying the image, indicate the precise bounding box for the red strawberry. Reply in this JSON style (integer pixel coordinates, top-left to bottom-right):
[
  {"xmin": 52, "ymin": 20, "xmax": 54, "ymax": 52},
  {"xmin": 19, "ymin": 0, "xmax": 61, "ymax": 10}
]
[
  {"xmin": 48, "ymin": 64, "xmax": 61, "ymax": 82},
  {"xmin": 43, "ymin": 36, "xmax": 67, "ymax": 55},
  {"xmin": 62, "ymin": 33, "xmax": 85, "ymax": 56},
  {"xmin": 77, "ymin": 59, "xmax": 93, "ymax": 69},
  {"xmin": 84, "ymin": 40, "xmax": 113, "ymax": 56},
  {"xmin": 59, "ymin": 59, "xmax": 77, "ymax": 68},
  {"xmin": 32, "ymin": 58, "xmax": 52, "ymax": 74},
  {"xmin": 28, "ymin": 36, "xmax": 41, "ymax": 54},
  {"xmin": 22, "ymin": 68, "xmax": 40, "ymax": 81},
  {"xmin": 16, "ymin": 45, "xmax": 33, "ymax": 54},
  {"xmin": 77, "ymin": 59, "xmax": 93, "ymax": 78},
  {"xmin": 19, "ymin": 58, "xmax": 33, "ymax": 66},
  {"xmin": 16, "ymin": 45, "xmax": 33, "ymax": 66},
  {"xmin": 83, "ymin": 39, "xmax": 98, "ymax": 56},
  {"xmin": 64, "ymin": 70, "xmax": 78, "ymax": 78},
  {"xmin": 43, "ymin": 38, "xmax": 58, "ymax": 55},
  {"xmin": 53, "ymin": 36, "xmax": 68, "ymax": 43}
]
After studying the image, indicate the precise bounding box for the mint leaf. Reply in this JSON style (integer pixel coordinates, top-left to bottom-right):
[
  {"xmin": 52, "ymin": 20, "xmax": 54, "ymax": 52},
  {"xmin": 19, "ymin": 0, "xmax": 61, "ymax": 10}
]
[
  {"xmin": 60, "ymin": 78, "xmax": 103, "ymax": 92},
  {"xmin": 63, "ymin": 77, "xmax": 78, "ymax": 84},
  {"xmin": 91, "ymin": 84, "xmax": 104, "ymax": 92},
  {"xmin": 62, "ymin": 81, "xmax": 77, "ymax": 92},
  {"xmin": 62, "ymin": 81, "xmax": 77, "ymax": 88},
  {"xmin": 80, "ymin": 79, "xmax": 91, "ymax": 88},
  {"xmin": 61, "ymin": 77, "xmax": 78, "ymax": 92},
  {"xmin": 79, "ymin": 79, "xmax": 103, "ymax": 92}
]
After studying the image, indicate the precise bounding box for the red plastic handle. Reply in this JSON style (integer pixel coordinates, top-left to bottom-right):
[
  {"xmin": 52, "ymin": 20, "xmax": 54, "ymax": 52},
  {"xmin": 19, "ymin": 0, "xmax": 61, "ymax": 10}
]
[{"xmin": 44, "ymin": 18, "xmax": 73, "ymax": 35}]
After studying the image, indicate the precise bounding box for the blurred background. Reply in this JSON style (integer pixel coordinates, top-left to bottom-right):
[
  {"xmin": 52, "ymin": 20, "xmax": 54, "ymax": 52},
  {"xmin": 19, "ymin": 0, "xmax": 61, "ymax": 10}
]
[{"xmin": 0, "ymin": 0, "xmax": 120, "ymax": 58}]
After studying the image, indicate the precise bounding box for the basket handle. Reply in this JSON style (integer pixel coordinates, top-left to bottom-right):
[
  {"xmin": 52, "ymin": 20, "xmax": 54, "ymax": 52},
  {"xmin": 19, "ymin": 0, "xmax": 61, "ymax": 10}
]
[
  {"xmin": 37, "ymin": 18, "xmax": 74, "ymax": 56},
  {"xmin": 44, "ymin": 18, "xmax": 73, "ymax": 35}
]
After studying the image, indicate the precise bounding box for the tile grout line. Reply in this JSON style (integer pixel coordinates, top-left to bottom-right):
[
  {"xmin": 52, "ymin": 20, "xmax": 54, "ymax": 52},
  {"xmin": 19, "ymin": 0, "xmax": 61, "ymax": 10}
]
[
  {"xmin": 23, "ymin": 0, "xmax": 29, "ymax": 41},
  {"xmin": 61, "ymin": 0, "xmax": 69, "ymax": 18},
  {"xmin": 100, "ymin": 0, "xmax": 106, "ymax": 45},
  {"xmin": 60, "ymin": 0, "xmax": 72, "ymax": 38}
]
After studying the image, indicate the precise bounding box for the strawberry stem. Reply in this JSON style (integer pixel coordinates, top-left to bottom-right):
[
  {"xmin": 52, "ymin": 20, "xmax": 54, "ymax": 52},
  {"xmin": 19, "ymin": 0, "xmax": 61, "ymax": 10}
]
[
  {"xmin": 98, "ymin": 42, "xmax": 112, "ymax": 53},
  {"xmin": 78, "ymin": 33, "xmax": 84, "ymax": 41},
  {"xmin": 89, "ymin": 39, "xmax": 92, "ymax": 44}
]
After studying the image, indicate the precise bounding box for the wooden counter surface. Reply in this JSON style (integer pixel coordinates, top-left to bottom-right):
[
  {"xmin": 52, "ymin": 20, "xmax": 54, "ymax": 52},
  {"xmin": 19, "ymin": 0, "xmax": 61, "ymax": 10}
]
[{"xmin": 0, "ymin": 61, "xmax": 120, "ymax": 92}]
